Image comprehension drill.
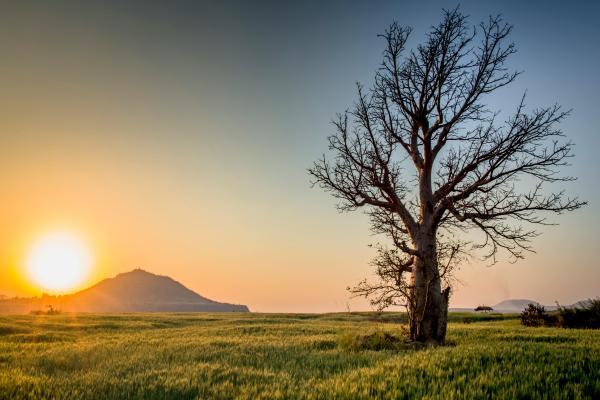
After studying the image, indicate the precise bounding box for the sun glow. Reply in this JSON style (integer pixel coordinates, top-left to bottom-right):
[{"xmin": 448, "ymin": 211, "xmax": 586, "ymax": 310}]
[{"xmin": 27, "ymin": 232, "xmax": 91, "ymax": 293}]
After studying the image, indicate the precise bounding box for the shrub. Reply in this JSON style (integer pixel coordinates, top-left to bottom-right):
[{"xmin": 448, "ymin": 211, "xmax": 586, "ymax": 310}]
[
  {"xmin": 557, "ymin": 298, "xmax": 600, "ymax": 329},
  {"xmin": 520, "ymin": 303, "xmax": 557, "ymax": 327},
  {"xmin": 521, "ymin": 303, "xmax": 544, "ymax": 327},
  {"xmin": 521, "ymin": 299, "xmax": 600, "ymax": 329},
  {"xmin": 29, "ymin": 305, "xmax": 62, "ymax": 315}
]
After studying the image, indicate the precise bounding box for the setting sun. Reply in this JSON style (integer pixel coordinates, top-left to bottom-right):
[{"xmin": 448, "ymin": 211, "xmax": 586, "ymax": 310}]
[{"xmin": 26, "ymin": 232, "xmax": 91, "ymax": 293}]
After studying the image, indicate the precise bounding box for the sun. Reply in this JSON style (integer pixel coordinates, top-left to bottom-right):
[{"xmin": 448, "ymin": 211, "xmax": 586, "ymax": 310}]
[{"xmin": 27, "ymin": 232, "xmax": 92, "ymax": 293}]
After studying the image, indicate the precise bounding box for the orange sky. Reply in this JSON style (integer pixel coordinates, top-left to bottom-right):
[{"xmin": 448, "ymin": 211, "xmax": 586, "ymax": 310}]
[{"xmin": 1, "ymin": 1, "xmax": 598, "ymax": 311}]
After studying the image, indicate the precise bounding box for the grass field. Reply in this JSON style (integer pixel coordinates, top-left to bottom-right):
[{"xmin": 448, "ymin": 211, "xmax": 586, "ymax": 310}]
[{"xmin": 0, "ymin": 312, "xmax": 598, "ymax": 399}]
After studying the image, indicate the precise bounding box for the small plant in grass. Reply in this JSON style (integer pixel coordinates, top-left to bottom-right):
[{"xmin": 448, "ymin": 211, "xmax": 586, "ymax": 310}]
[
  {"xmin": 29, "ymin": 305, "xmax": 62, "ymax": 316},
  {"xmin": 338, "ymin": 330, "xmax": 407, "ymax": 352}
]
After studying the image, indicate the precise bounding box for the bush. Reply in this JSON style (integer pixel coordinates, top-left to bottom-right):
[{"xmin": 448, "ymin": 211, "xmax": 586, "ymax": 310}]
[
  {"xmin": 521, "ymin": 299, "xmax": 600, "ymax": 329},
  {"xmin": 521, "ymin": 303, "xmax": 547, "ymax": 327},
  {"xmin": 29, "ymin": 305, "xmax": 62, "ymax": 315},
  {"xmin": 557, "ymin": 298, "xmax": 600, "ymax": 329},
  {"xmin": 520, "ymin": 303, "xmax": 559, "ymax": 327}
]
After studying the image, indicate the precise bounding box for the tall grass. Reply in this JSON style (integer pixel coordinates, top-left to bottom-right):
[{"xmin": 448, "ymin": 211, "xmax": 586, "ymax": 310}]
[{"xmin": 0, "ymin": 312, "xmax": 597, "ymax": 399}]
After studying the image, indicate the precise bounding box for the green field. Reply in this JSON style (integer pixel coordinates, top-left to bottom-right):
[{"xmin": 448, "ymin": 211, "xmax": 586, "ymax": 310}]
[{"xmin": 0, "ymin": 312, "xmax": 598, "ymax": 399}]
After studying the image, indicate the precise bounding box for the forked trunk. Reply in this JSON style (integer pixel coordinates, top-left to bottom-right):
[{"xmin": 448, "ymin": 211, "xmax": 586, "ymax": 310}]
[{"xmin": 409, "ymin": 232, "xmax": 449, "ymax": 344}]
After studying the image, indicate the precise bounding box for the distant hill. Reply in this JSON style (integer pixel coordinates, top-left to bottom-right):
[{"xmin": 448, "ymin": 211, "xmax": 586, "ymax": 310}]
[
  {"xmin": 493, "ymin": 299, "xmax": 542, "ymax": 312},
  {"xmin": 0, "ymin": 269, "xmax": 249, "ymax": 313},
  {"xmin": 451, "ymin": 298, "xmax": 596, "ymax": 314},
  {"xmin": 491, "ymin": 298, "xmax": 596, "ymax": 313}
]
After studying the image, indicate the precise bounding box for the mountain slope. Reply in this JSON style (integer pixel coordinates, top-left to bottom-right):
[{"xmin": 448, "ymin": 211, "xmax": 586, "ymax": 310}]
[
  {"xmin": 0, "ymin": 269, "xmax": 249, "ymax": 313},
  {"xmin": 493, "ymin": 299, "xmax": 540, "ymax": 312}
]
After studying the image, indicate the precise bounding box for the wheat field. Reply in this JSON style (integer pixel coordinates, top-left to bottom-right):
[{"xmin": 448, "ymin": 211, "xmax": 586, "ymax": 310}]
[{"xmin": 0, "ymin": 312, "xmax": 598, "ymax": 399}]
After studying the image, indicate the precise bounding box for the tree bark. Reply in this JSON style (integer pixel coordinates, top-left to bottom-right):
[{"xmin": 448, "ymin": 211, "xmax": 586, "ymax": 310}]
[{"xmin": 410, "ymin": 231, "xmax": 448, "ymax": 344}]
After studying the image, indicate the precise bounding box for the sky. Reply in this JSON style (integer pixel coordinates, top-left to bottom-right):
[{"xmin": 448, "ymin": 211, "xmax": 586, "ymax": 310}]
[{"xmin": 0, "ymin": 0, "xmax": 598, "ymax": 312}]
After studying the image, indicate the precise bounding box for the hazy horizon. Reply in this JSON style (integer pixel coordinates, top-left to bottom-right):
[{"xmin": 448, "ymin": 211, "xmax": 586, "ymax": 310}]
[
  {"xmin": 0, "ymin": 266, "xmax": 591, "ymax": 312},
  {"xmin": 1, "ymin": 0, "xmax": 599, "ymax": 312}
]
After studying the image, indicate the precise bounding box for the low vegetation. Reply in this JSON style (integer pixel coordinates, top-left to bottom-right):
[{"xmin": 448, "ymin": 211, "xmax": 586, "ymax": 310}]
[
  {"xmin": 337, "ymin": 329, "xmax": 407, "ymax": 352},
  {"xmin": 520, "ymin": 303, "xmax": 552, "ymax": 327},
  {"xmin": 558, "ymin": 299, "xmax": 600, "ymax": 329},
  {"xmin": 0, "ymin": 312, "xmax": 598, "ymax": 399},
  {"xmin": 521, "ymin": 299, "xmax": 600, "ymax": 329},
  {"xmin": 29, "ymin": 305, "xmax": 62, "ymax": 316}
]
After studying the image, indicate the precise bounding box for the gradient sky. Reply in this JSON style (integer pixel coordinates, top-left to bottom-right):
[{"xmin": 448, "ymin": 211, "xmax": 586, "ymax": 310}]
[{"xmin": 1, "ymin": 0, "xmax": 598, "ymax": 312}]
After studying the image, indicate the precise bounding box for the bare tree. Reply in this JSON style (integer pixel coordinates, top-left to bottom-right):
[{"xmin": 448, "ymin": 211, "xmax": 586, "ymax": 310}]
[
  {"xmin": 350, "ymin": 235, "xmax": 464, "ymax": 340},
  {"xmin": 309, "ymin": 8, "xmax": 585, "ymax": 344}
]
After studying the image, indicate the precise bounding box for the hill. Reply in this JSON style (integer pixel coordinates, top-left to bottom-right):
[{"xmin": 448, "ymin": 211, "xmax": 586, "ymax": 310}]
[
  {"xmin": 0, "ymin": 269, "xmax": 248, "ymax": 313},
  {"xmin": 492, "ymin": 298, "xmax": 597, "ymax": 313},
  {"xmin": 493, "ymin": 299, "xmax": 541, "ymax": 312}
]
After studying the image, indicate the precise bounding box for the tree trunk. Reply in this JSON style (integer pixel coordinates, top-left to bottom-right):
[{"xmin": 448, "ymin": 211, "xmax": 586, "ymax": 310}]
[{"xmin": 409, "ymin": 232, "xmax": 449, "ymax": 344}]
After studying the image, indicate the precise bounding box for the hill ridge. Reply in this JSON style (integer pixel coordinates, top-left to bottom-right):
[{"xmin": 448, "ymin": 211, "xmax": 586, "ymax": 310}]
[{"xmin": 0, "ymin": 269, "xmax": 249, "ymax": 313}]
